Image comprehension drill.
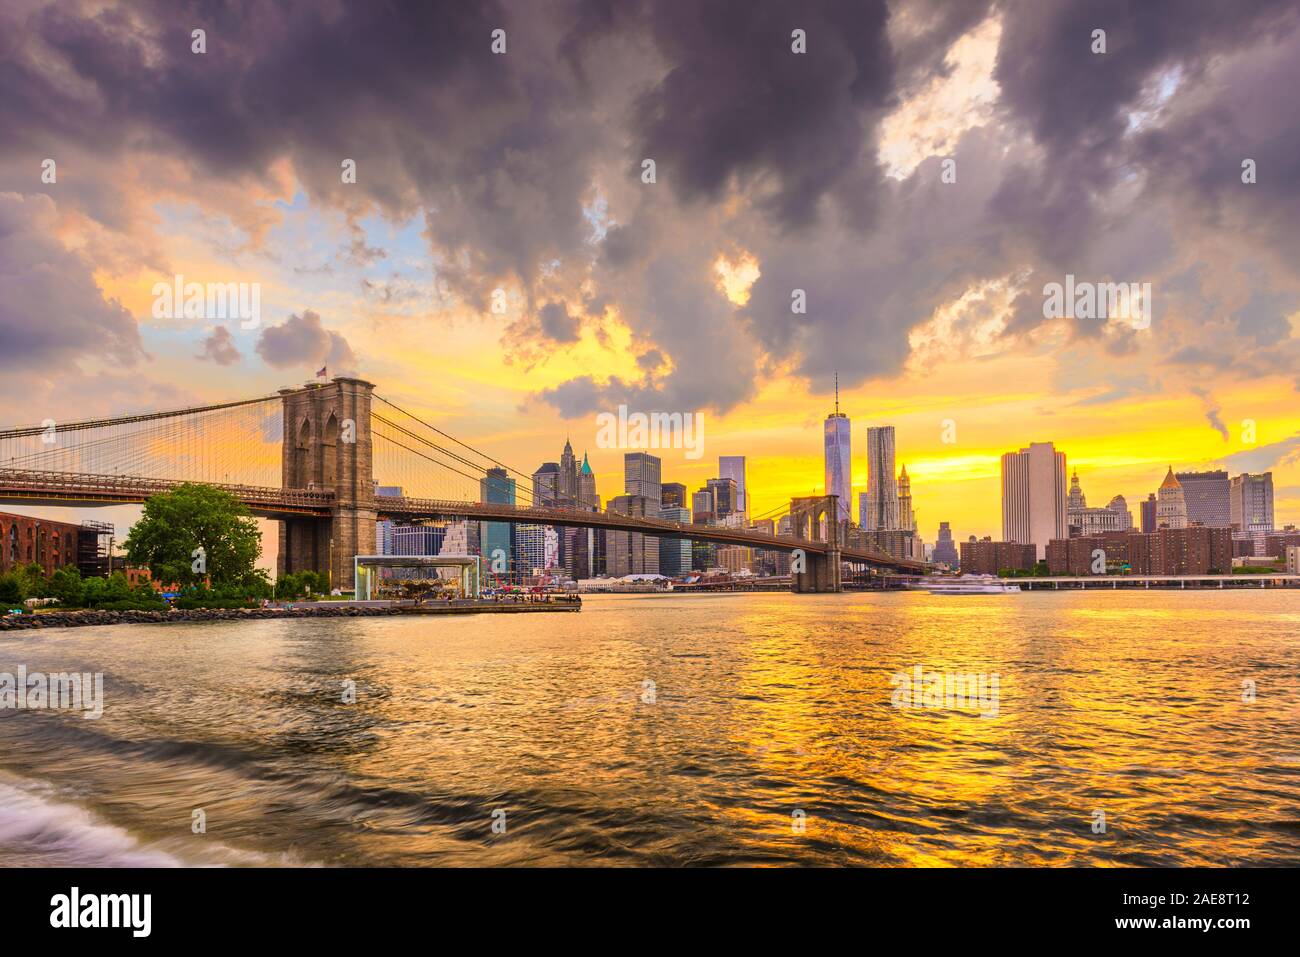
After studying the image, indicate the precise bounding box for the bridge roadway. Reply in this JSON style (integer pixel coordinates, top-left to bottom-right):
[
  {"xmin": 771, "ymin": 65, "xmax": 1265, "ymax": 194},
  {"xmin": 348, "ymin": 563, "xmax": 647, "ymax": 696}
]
[{"xmin": 0, "ymin": 468, "xmax": 923, "ymax": 573}]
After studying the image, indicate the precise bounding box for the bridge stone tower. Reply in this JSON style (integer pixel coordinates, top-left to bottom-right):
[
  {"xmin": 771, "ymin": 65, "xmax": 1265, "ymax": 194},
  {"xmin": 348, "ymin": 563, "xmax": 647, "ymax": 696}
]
[
  {"xmin": 278, "ymin": 378, "xmax": 376, "ymax": 591},
  {"xmin": 788, "ymin": 494, "xmax": 843, "ymax": 593}
]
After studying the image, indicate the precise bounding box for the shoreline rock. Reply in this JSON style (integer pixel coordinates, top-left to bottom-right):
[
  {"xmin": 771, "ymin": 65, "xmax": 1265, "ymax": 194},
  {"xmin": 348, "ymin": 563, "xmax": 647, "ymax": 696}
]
[{"xmin": 1, "ymin": 605, "xmax": 427, "ymax": 631}]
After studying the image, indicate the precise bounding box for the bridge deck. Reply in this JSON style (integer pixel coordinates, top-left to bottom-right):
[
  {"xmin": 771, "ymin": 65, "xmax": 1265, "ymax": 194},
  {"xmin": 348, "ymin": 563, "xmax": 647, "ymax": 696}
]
[{"xmin": 0, "ymin": 469, "xmax": 923, "ymax": 573}]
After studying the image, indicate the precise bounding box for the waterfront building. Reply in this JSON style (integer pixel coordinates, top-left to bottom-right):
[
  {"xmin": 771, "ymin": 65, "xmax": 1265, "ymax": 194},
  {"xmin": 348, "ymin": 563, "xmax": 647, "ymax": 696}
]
[
  {"xmin": 863, "ymin": 426, "xmax": 899, "ymax": 530},
  {"xmin": 959, "ymin": 537, "xmax": 1037, "ymax": 576},
  {"xmin": 607, "ymin": 494, "xmax": 659, "ymax": 576},
  {"xmin": 375, "ymin": 519, "xmax": 394, "ymax": 554},
  {"xmin": 1229, "ymin": 472, "xmax": 1274, "ymax": 535},
  {"xmin": 1155, "ymin": 467, "xmax": 1188, "ymax": 529},
  {"xmin": 1047, "ymin": 531, "xmax": 1132, "ymax": 575},
  {"xmin": 658, "ymin": 504, "xmax": 693, "ymax": 576},
  {"xmin": 624, "ymin": 452, "xmax": 662, "ymax": 509},
  {"xmin": 0, "ymin": 512, "xmax": 112, "ymax": 578},
  {"xmin": 824, "ymin": 376, "xmax": 852, "ymax": 525},
  {"xmin": 1001, "ymin": 442, "xmax": 1067, "ymax": 559},
  {"xmin": 479, "ymin": 467, "xmax": 516, "ymax": 576},
  {"xmin": 392, "ymin": 524, "xmax": 446, "ymax": 556},
  {"xmin": 932, "ymin": 522, "xmax": 959, "ymax": 568},
  {"xmin": 1175, "ymin": 470, "xmax": 1230, "ymax": 527},
  {"xmin": 857, "ymin": 528, "xmax": 924, "ymax": 564},
  {"xmin": 1287, "ymin": 546, "xmax": 1300, "ymax": 575},
  {"xmin": 716, "ymin": 546, "xmax": 754, "ymax": 575},
  {"xmin": 718, "ymin": 456, "xmax": 747, "ymax": 516},
  {"xmin": 748, "ymin": 518, "xmax": 788, "ymax": 576},
  {"xmin": 1067, "ymin": 473, "xmax": 1133, "ymax": 535},
  {"xmin": 1047, "ymin": 526, "xmax": 1232, "ymax": 576},
  {"xmin": 514, "ymin": 524, "xmax": 547, "ymax": 576},
  {"xmin": 1263, "ymin": 530, "xmax": 1300, "ymax": 560},
  {"xmin": 438, "ymin": 520, "xmax": 478, "ymax": 558}
]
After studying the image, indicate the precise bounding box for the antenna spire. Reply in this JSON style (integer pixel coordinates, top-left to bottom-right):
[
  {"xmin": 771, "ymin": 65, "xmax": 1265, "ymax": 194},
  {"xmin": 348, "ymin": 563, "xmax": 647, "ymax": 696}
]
[{"xmin": 834, "ymin": 371, "xmax": 839, "ymax": 414}]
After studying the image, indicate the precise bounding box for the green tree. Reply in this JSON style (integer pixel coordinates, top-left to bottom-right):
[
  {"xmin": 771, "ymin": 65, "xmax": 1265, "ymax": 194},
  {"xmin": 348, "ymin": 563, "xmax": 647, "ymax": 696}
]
[
  {"xmin": 48, "ymin": 566, "xmax": 85, "ymax": 607},
  {"xmin": 0, "ymin": 572, "xmax": 24, "ymax": 605},
  {"xmin": 124, "ymin": 483, "xmax": 262, "ymax": 588}
]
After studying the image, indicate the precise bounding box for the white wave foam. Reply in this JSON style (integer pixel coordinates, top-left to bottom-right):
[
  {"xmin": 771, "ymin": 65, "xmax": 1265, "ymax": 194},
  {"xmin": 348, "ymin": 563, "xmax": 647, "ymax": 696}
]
[{"xmin": 0, "ymin": 773, "xmax": 312, "ymax": 867}]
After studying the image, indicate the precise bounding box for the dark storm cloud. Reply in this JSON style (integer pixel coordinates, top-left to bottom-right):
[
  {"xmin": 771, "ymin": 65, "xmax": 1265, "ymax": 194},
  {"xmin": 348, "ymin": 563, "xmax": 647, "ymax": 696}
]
[
  {"xmin": 537, "ymin": 301, "xmax": 581, "ymax": 343},
  {"xmin": 255, "ymin": 310, "xmax": 356, "ymax": 374},
  {"xmin": 3, "ymin": 0, "xmax": 1298, "ymax": 415},
  {"xmin": 993, "ymin": 0, "xmax": 1295, "ymax": 171},
  {"xmin": 0, "ymin": 191, "xmax": 145, "ymax": 370},
  {"xmin": 2, "ymin": 0, "xmax": 601, "ymax": 304},
  {"xmin": 626, "ymin": 0, "xmax": 894, "ymax": 229}
]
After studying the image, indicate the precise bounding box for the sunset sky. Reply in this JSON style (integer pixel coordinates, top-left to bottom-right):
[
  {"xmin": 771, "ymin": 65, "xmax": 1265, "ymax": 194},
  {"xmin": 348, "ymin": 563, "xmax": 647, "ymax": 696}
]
[{"xmin": 2, "ymin": 0, "xmax": 1298, "ymax": 544}]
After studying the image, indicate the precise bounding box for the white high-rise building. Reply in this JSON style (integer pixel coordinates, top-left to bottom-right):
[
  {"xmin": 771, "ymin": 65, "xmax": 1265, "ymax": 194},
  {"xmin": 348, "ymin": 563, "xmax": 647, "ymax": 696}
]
[
  {"xmin": 1001, "ymin": 442, "xmax": 1067, "ymax": 559},
  {"xmin": 864, "ymin": 426, "xmax": 899, "ymax": 530},
  {"xmin": 823, "ymin": 379, "xmax": 851, "ymax": 525}
]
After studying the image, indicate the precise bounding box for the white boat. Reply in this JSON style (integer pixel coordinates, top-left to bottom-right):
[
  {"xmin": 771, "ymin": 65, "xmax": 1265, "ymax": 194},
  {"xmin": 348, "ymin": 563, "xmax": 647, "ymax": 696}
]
[{"xmin": 909, "ymin": 574, "xmax": 1021, "ymax": 595}]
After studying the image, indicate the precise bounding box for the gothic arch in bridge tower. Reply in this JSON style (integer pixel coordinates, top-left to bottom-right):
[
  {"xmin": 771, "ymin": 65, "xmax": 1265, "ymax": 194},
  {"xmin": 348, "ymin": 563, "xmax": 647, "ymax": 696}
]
[
  {"xmin": 293, "ymin": 417, "xmax": 312, "ymax": 488},
  {"xmin": 321, "ymin": 411, "xmax": 339, "ymax": 489}
]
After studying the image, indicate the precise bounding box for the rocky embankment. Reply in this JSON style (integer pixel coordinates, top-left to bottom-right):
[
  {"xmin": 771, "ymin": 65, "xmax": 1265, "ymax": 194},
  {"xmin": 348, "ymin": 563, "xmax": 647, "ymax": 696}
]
[{"xmin": 0, "ymin": 605, "xmax": 405, "ymax": 631}]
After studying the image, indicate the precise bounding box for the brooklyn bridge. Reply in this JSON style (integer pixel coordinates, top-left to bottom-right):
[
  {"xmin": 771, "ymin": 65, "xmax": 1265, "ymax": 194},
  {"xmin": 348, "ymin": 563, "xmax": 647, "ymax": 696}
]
[{"xmin": 0, "ymin": 377, "xmax": 923, "ymax": 592}]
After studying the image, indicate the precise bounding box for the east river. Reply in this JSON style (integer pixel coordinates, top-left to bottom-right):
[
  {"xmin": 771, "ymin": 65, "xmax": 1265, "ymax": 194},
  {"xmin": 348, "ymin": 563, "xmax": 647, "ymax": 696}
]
[{"xmin": 1, "ymin": 590, "xmax": 1297, "ymax": 866}]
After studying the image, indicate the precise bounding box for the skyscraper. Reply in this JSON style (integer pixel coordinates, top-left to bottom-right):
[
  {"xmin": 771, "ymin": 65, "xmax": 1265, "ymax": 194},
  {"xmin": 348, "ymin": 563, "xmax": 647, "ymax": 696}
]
[
  {"xmin": 896, "ymin": 463, "xmax": 915, "ymax": 532},
  {"xmin": 1229, "ymin": 472, "xmax": 1274, "ymax": 534},
  {"xmin": 1140, "ymin": 492, "xmax": 1157, "ymax": 533},
  {"xmin": 624, "ymin": 452, "xmax": 662, "ymax": 509},
  {"xmin": 1156, "ymin": 467, "xmax": 1188, "ymax": 529},
  {"xmin": 718, "ymin": 456, "xmax": 747, "ymax": 516},
  {"xmin": 521, "ymin": 462, "xmax": 561, "ymax": 575},
  {"xmin": 932, "ymin": 522, "xmax": 958, "ymax": 568},
  {"xmin": 691, "ymin": 486, "xmax": 715, "ymax": 523},
  {"xmin": 578, "ymin": 453, "xmax": 598, "ymax": 508},
  {"xmin": 532, "ymin": 462, "xmax": 560, "ymax": 505},
  {"xmin": 707, "ymin": 476, "xmax": 737, "ymax": 519},
  {"xmin": 559, "ymin": 438, "xmax": 579, "ymax": 506},
  {"xmin": 658, "ymin": 504, "xmax": 692, "ymax": 576},
  {"xmin": 823, "ymin": 374, "xmax": 851, "ymax": 525},
  {"xmin": 479, "ymin": 467, "xmax": 516, "ymax": 576},
  {"xmin": 607, "ymin": 494, "xmax": 659, "ymax": 576},
  {"xmin": 660, "ymin": 482, "xmax": 687, "ymax": 509},
  {"xmin": 1001, "ymin": 442, "xmax": 1066, "ymax": 559},
  {"xmin": 1175, "ymin": 469, "xmax": 1230, "ymax": 526},
  {"xmin": 863, "ymin": 426, "xmax": 899, "ymax": 530}
]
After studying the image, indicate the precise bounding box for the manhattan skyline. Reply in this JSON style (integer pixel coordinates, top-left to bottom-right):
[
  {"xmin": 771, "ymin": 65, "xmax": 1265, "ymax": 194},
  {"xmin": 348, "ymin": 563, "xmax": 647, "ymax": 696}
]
[{"xmin": 1, "ymin": 0, "xmax": 1297, "ymax": 540}]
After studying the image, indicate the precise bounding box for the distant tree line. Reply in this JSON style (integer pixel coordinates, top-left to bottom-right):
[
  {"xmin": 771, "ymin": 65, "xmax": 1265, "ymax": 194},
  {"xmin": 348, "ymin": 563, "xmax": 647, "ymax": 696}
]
[{"xmin": 2, "ymin": 483, "xmax": 335, "ymax": 612}]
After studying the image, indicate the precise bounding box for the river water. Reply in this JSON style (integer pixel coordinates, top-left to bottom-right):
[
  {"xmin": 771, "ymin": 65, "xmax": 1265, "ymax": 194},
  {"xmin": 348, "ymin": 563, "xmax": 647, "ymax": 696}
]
[{"xmin": 1, "ymin": 591, "xmax": 1297, "ymax": 867}]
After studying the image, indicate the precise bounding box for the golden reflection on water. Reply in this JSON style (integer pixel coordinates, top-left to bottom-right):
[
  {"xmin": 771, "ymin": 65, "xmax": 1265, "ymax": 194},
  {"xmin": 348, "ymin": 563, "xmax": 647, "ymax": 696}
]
[{"xmin": 0, "ymin": 589, "xmax": 1297, "ymax": 866}]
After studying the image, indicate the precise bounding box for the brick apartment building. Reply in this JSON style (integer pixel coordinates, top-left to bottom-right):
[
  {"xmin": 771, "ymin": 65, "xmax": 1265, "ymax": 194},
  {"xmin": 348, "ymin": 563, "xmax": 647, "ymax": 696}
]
[
  {"xmin": 1, "ymin": 512, "xmax": 115, "ymax": 579},
  {"xmin": 959, "ymin": 538, "xmax": 1036, "ymax": 575},
  {"xmin": 1, "ymin": 511, "xmax": 81, "ymax": 577},
  {"xmin": 1047, "ymin": 526, "xmax": 1232, "ymax": 576}
]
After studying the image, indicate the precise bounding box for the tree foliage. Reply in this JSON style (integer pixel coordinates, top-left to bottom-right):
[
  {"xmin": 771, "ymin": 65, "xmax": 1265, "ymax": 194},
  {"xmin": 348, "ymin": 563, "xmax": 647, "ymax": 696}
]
[{"xmin": 124, "ymin": 483, "xmax": 263, "ymax": 588}]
